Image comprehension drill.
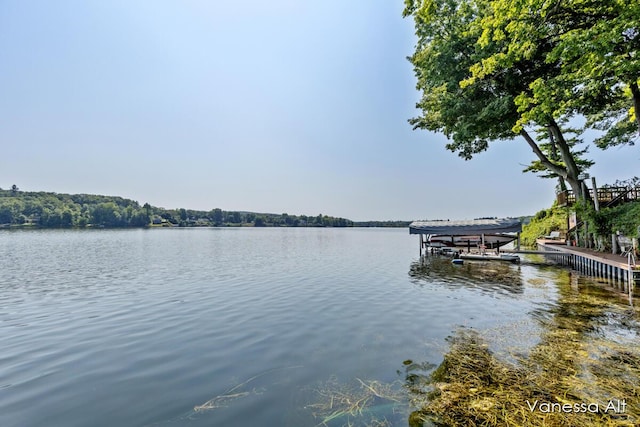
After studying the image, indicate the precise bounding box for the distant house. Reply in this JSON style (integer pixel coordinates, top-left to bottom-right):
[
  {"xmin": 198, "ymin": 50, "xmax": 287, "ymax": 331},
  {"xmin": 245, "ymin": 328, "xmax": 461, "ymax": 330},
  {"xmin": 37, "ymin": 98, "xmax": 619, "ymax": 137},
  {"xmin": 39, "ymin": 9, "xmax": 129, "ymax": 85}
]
[{"xmin": 26, "ymin": 215, "xmax": 41, "ymax": 225}]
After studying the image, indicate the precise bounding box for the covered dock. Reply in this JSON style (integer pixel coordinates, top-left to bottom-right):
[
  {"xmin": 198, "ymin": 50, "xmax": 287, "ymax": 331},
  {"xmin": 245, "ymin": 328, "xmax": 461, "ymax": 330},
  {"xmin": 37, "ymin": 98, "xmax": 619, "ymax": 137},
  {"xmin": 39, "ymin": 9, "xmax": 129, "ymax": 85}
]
[{"xmin": 409, "ymin": 218, "xmax": 522, "ymax": 257}]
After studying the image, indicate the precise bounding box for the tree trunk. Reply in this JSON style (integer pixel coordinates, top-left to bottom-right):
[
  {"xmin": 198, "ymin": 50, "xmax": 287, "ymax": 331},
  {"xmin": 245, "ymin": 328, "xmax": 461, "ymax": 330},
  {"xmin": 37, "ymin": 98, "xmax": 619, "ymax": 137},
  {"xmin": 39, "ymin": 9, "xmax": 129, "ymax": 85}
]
[
  {"xmin": 548, "ymin": 128, "xmax": 567, "ymax": 192},
  {"xmin": 548, "ymin": 119, "xmax": 588, "ymax": 201},
  {"xmin": 520, "ymin": 126, "xmax": 585, "ymax": 201},
  {"xmin": 630, "ymin": 80, "xmax": 640, "ymax": 135}
]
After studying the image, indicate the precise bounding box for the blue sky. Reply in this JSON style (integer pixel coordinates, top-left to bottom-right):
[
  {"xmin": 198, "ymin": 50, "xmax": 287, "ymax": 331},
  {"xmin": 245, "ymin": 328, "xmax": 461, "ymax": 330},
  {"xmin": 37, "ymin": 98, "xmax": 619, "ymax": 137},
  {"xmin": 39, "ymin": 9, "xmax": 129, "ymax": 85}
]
[{"xmin": 1, "ymin": 1, "xmax": 638, "ymax": 221}]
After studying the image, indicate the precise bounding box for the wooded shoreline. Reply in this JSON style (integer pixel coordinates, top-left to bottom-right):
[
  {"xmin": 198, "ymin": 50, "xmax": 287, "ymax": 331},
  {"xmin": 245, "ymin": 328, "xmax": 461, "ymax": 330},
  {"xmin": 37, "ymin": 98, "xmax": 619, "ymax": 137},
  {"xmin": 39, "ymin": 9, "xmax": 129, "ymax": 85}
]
[{"xmin": 0, "ymin": 188, "xmax": 410, "ymax": 229}]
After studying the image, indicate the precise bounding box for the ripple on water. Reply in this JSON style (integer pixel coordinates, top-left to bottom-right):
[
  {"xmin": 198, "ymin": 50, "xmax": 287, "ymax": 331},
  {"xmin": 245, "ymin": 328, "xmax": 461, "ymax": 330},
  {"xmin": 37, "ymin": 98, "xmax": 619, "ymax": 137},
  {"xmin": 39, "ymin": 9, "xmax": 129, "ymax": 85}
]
[{"xmin": 1, "ymin": 228, "xmax": 635, "ymax": 427}]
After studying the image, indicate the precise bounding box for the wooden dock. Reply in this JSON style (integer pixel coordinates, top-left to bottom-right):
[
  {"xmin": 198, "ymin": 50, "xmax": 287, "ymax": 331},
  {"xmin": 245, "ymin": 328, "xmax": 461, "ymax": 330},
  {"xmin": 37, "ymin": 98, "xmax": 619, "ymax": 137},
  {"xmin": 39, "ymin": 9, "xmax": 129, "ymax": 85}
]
[{"xmin": 517, "ymin": 241, "xmax": 640, "ymax": 286}]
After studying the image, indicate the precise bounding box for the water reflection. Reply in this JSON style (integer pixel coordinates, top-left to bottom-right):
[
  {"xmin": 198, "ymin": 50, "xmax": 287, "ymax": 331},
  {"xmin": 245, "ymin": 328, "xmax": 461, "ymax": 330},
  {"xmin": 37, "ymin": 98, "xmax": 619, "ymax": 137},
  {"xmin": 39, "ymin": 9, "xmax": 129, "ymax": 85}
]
[
  {"xmin": 408, "ymin": 255, "xmax": 523, "ymax": 295},
  {"xmin": 403, "ymin": 270, "xmax": 640, "ymax": 426}
]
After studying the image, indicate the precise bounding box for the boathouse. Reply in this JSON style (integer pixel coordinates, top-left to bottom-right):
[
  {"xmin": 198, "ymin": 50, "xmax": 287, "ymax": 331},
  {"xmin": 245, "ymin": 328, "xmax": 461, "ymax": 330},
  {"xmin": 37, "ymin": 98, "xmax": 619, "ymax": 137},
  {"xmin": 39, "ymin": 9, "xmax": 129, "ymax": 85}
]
[{"xmin": 409, "ymin": 218, "xmax": 522, "ymax": 256}]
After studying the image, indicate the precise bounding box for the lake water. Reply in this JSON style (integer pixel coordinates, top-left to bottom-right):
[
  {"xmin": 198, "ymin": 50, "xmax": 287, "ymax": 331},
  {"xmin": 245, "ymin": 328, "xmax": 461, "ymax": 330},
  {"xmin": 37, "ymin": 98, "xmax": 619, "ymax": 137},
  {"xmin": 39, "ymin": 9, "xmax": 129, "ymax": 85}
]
[{"xmin": 0, "ymin": 228, "xmax": 637, "ymax": 427}]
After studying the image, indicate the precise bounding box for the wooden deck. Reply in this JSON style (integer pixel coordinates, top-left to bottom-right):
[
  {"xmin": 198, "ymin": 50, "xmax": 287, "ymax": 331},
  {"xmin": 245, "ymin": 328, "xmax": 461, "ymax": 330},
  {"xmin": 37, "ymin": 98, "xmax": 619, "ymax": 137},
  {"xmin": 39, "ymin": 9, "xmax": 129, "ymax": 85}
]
[
  {"xmin": 557, "ymin": 186, "xmax": 640, "ymax": 207},
  {"xmin": 535, "ymin": 241, "xmax": 639, "ymax": 286}
]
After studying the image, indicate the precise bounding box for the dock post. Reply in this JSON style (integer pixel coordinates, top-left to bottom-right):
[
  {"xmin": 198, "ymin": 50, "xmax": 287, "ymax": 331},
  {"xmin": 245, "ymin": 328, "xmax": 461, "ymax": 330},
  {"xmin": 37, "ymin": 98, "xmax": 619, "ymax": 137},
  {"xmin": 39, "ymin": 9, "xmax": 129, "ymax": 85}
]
[{"xmin": 592, "ymin": 177, "xmax": 600, "ymax": 212}]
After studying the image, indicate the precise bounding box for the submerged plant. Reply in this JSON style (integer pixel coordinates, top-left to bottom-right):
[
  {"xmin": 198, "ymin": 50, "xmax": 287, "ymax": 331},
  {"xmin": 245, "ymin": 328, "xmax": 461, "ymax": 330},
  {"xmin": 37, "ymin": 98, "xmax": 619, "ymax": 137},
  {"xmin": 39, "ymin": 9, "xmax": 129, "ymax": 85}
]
[
  {"xmin": 305, "ymin": 376, "xmax": 406, "ymax": 427},
  {"xmin": 408, "ymin": 275, "xmax": 640, "ymax": 426}
]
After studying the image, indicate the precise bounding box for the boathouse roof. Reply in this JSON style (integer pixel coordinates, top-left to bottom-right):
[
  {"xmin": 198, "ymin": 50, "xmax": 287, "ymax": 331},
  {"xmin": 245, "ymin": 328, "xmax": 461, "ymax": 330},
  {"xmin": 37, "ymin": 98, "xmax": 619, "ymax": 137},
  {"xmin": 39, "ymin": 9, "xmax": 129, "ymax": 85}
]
[{"xmin": 409, "ymin": 218, "xmax": 522, "ymax": 235}]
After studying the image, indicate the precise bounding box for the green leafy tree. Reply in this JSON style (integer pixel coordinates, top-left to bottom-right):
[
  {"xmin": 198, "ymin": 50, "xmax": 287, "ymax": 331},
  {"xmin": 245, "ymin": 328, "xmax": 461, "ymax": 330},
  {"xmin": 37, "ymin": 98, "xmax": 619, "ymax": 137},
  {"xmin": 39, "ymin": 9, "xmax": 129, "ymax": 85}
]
[
  {"xmin": 555, "ymin": 1, "xmax": 640, "ymax": 148},
  {"xmin": 129, "ymin": 209, "xmax": 150, "ymax": 227},
  {"xmin": 0, "ymin": 204, "xmax": 14, "ymax": 224},
  {"xmin": 142, "ymin": 203, "xmax": 152, "ymax": 224},
  {"xmin": 210, "ymin": 208, "xmax": 223, "ymax": 225},
  {"xmin": 403, "ymin": 0, "xmax": 593, "ymax": 200},
  {"xmin": 0, "ymin": 199, "xmax": 25, "ymax": 224},
  {"xmin": 228, "ymin": 211, "xmax": 241, "ymax": 224},
  {"xmin": 463, "ymin": 0, "xmax": 640, "ymax": 179},
  {"xmin": 477, "ymin": 0, "xmax": 640, "ymax": 148},
  {"xmin": 92, "ymin": 202, "xmax": 123, "ymax": 227},
  {"xmin": 60, "ymin": 209, "xmax": 73, "ymax": 227}
]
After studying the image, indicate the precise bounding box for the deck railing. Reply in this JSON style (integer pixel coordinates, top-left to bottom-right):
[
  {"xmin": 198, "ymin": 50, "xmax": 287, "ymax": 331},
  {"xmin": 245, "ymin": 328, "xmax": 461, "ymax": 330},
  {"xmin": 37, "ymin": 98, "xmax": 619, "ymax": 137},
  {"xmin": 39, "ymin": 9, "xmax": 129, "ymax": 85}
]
[{"xmin": 557, "ymin": 186, "xmax": 640, "ymax": 207}]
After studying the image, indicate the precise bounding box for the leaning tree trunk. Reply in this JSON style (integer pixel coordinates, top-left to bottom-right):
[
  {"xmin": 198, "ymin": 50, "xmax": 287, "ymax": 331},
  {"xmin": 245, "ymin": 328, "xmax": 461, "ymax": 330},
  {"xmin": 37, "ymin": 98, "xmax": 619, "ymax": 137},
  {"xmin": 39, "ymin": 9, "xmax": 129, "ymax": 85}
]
[
  {"xmin": 520, "ymin": 127, "xmax": 584, "ymax": 199},
  {"xmin": 548, "ymin": 119, "xmax": 590, "ymax": 202},
  {"xmin": 548, "ymin": 128, "xmax": 567, "ymax": 192},
  {"xmin": 630, "ymin": 81, "xmax": 640, "ymax": 135}
]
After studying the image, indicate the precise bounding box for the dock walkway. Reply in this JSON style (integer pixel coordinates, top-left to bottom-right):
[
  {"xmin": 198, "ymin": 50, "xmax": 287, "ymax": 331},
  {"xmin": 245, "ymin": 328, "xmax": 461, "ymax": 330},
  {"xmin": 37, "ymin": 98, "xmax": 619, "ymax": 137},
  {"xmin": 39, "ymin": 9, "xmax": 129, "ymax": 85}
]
[{"xmin": 534, "ymin": 240, "xmax": 639, "ymax": 285}]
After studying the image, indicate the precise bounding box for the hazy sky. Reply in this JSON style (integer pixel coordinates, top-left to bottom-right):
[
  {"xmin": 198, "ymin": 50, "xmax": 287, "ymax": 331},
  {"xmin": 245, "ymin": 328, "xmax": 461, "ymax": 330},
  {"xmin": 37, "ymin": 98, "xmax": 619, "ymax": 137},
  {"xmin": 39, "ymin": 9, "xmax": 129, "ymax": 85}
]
[{"xmin": 1, "ymin": 1, "xmax": 638, "ymax": 221}]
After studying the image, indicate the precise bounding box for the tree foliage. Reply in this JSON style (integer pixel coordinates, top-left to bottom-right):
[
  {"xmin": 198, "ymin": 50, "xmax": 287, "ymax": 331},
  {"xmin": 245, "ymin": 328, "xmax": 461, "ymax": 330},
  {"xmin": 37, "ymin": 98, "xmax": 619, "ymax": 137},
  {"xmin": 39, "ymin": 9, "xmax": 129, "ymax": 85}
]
[
  {"xmin": 471, "ymin": 0, "xmax": 640, "ymax": 148},
  {"xmin": 404, "ymin": 0, "xmax": 640, "ymax": 200},
  {"xmin": 404, "ymin": 0, "xmax": 519, "ymax": 158},
  {"xmin": 0, "ymin": 189, "xmax": 354, "ymax": 228}
]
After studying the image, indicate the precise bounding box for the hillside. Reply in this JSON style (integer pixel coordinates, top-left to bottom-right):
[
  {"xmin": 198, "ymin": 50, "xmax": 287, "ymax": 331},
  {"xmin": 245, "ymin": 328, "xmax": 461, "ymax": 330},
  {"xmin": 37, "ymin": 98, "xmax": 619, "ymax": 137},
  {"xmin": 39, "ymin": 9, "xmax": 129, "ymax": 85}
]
[{"xmin": 0, "ymin": 188, "xmax": 354, "ymax": 228}]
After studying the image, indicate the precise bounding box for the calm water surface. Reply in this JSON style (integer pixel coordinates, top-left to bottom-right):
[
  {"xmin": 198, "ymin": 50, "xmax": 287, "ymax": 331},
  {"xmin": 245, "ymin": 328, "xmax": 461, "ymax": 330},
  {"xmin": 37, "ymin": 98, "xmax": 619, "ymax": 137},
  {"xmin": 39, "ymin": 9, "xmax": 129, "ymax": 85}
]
[{"xmin": 0, "ymin": 228, "xmax": 635, "ymax": 426}]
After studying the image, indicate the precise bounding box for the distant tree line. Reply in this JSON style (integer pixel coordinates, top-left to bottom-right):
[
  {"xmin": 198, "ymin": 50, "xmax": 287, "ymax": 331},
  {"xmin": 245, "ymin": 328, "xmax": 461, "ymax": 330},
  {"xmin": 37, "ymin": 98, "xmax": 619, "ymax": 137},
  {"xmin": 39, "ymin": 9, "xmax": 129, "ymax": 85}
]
[
  {"xmin": 0, "ymin": 188, "xmax": 149, "ymax": 227},
  {"xmin": 353, "ymin": 220, "xmax": 411, "ymax": 227},
  {"xmin": 0, "ymin": 188, "xmax": 356, "ymax": 228}
]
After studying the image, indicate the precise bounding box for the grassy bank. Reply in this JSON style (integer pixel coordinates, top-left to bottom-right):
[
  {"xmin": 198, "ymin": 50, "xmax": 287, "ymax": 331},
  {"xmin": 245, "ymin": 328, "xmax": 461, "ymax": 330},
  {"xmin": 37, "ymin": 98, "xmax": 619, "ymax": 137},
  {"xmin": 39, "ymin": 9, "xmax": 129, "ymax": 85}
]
[
  {"xmin": 520, "ymin": 206, "xmax": 568, "ymax": 247},
  {"xmin": 521, "ymin": 201, "xmax": 640, "ymax": 250}
]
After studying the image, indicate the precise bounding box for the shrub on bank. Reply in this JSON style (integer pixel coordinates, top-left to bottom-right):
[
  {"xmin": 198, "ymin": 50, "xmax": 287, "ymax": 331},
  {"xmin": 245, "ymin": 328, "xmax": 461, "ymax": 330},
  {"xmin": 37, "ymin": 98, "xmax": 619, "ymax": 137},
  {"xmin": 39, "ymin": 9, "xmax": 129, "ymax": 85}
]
[
  {"xmin": 520, "ymin": 206, "xmax": 568, "ymax": 247},
  {"xmin": 522, "ymin": 201, "xmax": 640, "ymax": 250},
  {"xmin": 598, "ymin": 201, "xmax": 640, "ymax": 238}
]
